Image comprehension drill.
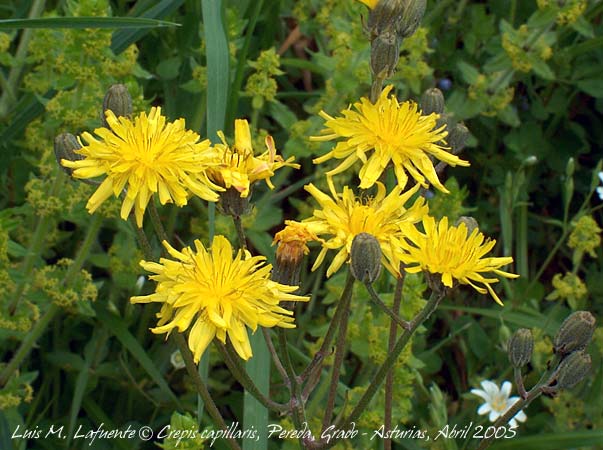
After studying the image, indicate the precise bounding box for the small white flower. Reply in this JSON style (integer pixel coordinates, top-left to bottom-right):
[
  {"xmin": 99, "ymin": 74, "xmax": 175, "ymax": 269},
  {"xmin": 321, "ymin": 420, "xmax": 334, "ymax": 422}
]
[
  {"xmin": 170, "ymin": 350, "xmax": 186, "ymax": 370},
  {"xmin": 470, "ymin": 380, "xmax": 527, "ymax": 427},
  {"xmin": 596, "ymin": 171, "xmax": 603, "ymax": 201}
]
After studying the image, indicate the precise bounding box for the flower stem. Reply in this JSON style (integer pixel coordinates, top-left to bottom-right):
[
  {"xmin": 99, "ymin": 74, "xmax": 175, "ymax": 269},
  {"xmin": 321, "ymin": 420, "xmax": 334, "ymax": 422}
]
[
  {"xmin": 365, "ymin": 282, "xmax": 410, "ymax": 330},
  {"xmin": 475, "ymin": 386, "xmax": 543, "ymax": 450},
  {"xmin": 215, "ymin": 341, "xmax": 288, "ymax": 412},
  {"xmin": 130, "ymin": 217, "xmax": 154, "ymax": 260},
  {"xmin": 0, "ymin": 213, "xmax": 103, "ymax": 387},
  {"xmin": 300, "ymin": 274, "xmax": 355, "ymax": 386},
  {"xmin": 172, "ymin": 333, "xmax": 242, "ymax": 450},
  {"xmin": 149, "ymin": 200, "xmax": 170, "ymax": 245},
  {"xmin": 316, "ymin": 289, "xmax": 444, "ymax": 449},
  {"xmin": 321, "ymin": 271, "xmax": 354, "ymax": 433},
  {"xmin": 384, "ymin": 273, "xmax": 405, "ymax": 450},
  {"xmin": 232, "ymin": 215, "xmax": 247, "ymax": 251},
  {"xmin": 9, "ymin": 170, "xmax": 65, "ymax": 315},
  {"xmin": 262, "ymin": 328, "xmax": 289, "ymax": 385}
]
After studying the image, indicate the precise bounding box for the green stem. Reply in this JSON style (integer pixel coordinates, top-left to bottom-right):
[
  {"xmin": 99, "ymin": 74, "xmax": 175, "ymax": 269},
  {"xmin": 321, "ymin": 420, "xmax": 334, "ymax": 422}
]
[
  {"xmin": 321, "ymin": 271, "xmax": 354, "ymax": 433},
  {"xmin": 0, "ymin": 214, "xmax": 103, "ymax": 387},
  {"xmin": 0, "ymin": 305, "xmax": 59, "ymax": 387},
  {"xmin": 0, "ymin": 0, "xmax": 46, "ymax": 118},
  {"xmin": 384, "ymin": 273, "xmax": 405, "ymax": 450},
  {"xmin": 365, "ymin": 283, "xmax": 410, "ymax": 330},
  {"xmin": 9, "ymin": 171, "xmax": 65, "ymax": 314},
  {"xmin": 300, "ymin": 274, "xmax": 355, "ymax": 391},
  {"xmin": 215, "ymin": 342, "xmax": 288, "ymax": 412},
  {"xmin": 232, "ymin": 215, "xmax": 247, "ymax": 251},
  {"xmin": 148, "ymin": 201, "xmax": 169, "ymax": 245},
  {"xmin": 262, "ymin": 328, "xmax": 288, "ymax": 384},
  {"xmin": 172, "ymin": 333, "xmax": 241, "ymax": 450},
  {"xmin": 475, "ymin": 386, "xmax": 543, "ymax": 450},
  {"xmin": 130, "ymin": 217, "xmax": 154, "ymax": 261},
  {"xmin": 315, "ymin": 288, "xmax": 445, "ymax": 449}
]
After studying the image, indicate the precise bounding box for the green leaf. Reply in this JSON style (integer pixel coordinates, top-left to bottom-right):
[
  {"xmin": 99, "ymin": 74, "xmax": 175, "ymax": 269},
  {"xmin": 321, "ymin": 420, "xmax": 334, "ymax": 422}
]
[
  {"xmin": 0, "ymin": 16, "xmax": 179, "ymax": 29},
  {"xmin": 570, "ymin": 15, "xmax": 594, "ymax": 38},
  {"xmin": 577, "ymin": 79, "xmax": 603, "ymax": 98},
  {"xmin": 530, "ymin": 58, "xmax": 555, "ymax": 80},
  {"xmin": 457, "ymin": 61, "xmax": 480, "ymax": 84},
  {"xmin": 95, "ymin": 306, "xmax": 183, "ymax": 409}
]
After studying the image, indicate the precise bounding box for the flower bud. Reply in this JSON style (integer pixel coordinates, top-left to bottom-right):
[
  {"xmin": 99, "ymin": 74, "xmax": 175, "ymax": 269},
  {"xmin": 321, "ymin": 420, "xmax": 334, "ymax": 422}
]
[
  {"xmin": 555, "ymin": 350, "xmax": 591, "ymax": 390},
  {"xmin": 397, "ymin": 0, "xmax": 426, "ymax": 39},
  {"xmin": 54, "ymin": 133, "xmax": 83, "ymax": 176},
  {"xmin": 102, "ymin": 84, "xmax": 132, "ymax": 127},
  {"xmin": 350, "ymin": 233, "xmax": 382, "ymax": 284},
  {"xmin": 524, "ymin": 155, "xmax": 538, "ymax": 166},
  {"xmin": 370, "ymin": 31, "xmax": 401, "ymax": 79},
  {"xmin": 507, "ymin": 328, "xmax": 534, "ymax": 368},
  {"xmin": 217, "ymin": 187, "xmax": 253, "ymax": 219},
  {"xmin": 553, "ymin": 311, "xmax": 596, "ymax": 357},
  {"xmin": 447, "ymin": 122, "xmax": 469, "ymax": 154},
  {"xmin": 566, "ymin": 157, "xmax": 575, "ymax": 178},
  {"xmin": 421, "ymin": 88, "xmax": 445, "ymax": 115}
]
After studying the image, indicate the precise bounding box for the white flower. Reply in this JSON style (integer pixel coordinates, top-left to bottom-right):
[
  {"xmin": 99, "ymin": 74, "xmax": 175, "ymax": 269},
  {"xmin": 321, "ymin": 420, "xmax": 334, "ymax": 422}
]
[
  {"xmin": 596, "ymin": 171, "xmax": 603, "ymax": 201},
  {"xmin": 470, "ymin": 380, "xmax": 527, "ymax": 427},
  {"xmin": 170, "ymin": 350, "xmax": 186, "ymax": 370}
]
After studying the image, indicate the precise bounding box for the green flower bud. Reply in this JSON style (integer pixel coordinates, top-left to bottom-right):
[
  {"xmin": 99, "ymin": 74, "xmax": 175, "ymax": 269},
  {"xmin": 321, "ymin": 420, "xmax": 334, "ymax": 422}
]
[
  {"xmin": 350, "ymin": 232, "xmax": 382, "ymax": 284},
  {"xmin": 555, "ymin": 350, "xmax": 591, "ymax": 390},
  {"xmin": 447, "ymin": 122, "xmax": 469, "ymax": 154},
  {"xmin": 370, "ymin": 31, "xmax": 401, "ymax": 79},
  {"xmin": 553, "ymin": 311, "xmax": 596, "ymax": 357},
  {"xmin": 507, "ymin": 328, "xmax": 534, "ymax": 368},
  {"xmin": 54, "ymin": 133, "xmax": 83, "ymax": 176},
  {"xmin": 397, "ymin": 0, "xmax": 426, "ymax": 39},
  {"xmin": 102, "ymin": 84, "xmax": 132, "ymax": 127},
  {"xmin": 421, "ymin": 88, "xmax": 445, "ymax": 115}
]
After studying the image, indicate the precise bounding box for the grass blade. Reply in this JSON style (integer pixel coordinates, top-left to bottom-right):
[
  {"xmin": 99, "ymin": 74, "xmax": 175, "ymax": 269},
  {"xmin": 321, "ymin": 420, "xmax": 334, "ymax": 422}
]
[{"xmin": 0, "ymin": 16, "xmax": 179, "ymax": 29}]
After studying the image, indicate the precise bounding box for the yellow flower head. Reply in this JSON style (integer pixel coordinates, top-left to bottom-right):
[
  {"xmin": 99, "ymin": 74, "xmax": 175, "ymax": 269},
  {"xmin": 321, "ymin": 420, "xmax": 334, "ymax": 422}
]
[
  {"xmin": 311, "ymin": 85, "xmax": 470, "ymax": 193},
  {"xmin": 357, "ymin": 0, "xmax": 379, "ymax": 8},
  {"xmin": 209, "ymin": 119, "xmax": 299, "ymax": 198},
  {"xmin": 131, "ymin": 236, "xmax": 309, "ymax": 362},
  {"xmin": 273, "ymin": 220, "xmax": 321, "ymax": 257},
  {"xmin": 62, "ymin": 107, "xmax": 222, "ymax": 227},
  {"xmin": 399, "ymin": 216, "xmax": 519, "ymax": 305},
  {"xmin": 298, "ymin": 181, "xmax": 428, "ymax": 277}
]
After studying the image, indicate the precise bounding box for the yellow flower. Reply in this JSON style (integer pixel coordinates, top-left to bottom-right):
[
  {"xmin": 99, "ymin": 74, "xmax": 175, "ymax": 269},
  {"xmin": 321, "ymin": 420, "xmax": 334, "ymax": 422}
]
[
  {"xmin": 131, "ymin": 236, "xmax": 308, "ymax": 361},
  {"xmin": 311, "ymin": 85, "xmax": 469, "ymax": 193},
  {"xmin": 295, "ymin": 181, "xmax": 428, "ymax": 277},
  {"xmin": 273, "ymin": 220, "xmax": 322, "ymax": 257},
  {"xmin": 209, "ymin": 119, "xmax": 299, "ymax": 198},
  {"xmin": 357, "ymin": 0, "xmax": 379, "ymax": 8},
  {"xmin": 399, "ymin": 216, "xmax": 518, "ymax": 305},
  {"xmin": 62, "ymin": 107, "xmax": 222, "ymax": 227}
]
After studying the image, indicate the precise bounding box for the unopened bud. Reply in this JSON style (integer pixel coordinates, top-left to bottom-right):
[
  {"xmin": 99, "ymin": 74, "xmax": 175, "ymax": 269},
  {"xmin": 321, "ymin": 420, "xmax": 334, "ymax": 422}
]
[
  {"xmin": 555, "ymin": 350, "xmax": 591, "ymax": 390},
  {"xmin": 350, "ymin": 233, "xmax": 382, "ymax": 283},
  {"xmin": 421, "ymin": 88, "xmax": 445, "ymax": 115},
  {"xmin": 398, "ymin": 0, "xmax": 426, "ymax": 39},
  {"xmin": 370, "ymin": 31, "xmax": 401, "ymax": 79},
  {"xmin": 102, "ymin": 84, "xmax": 132, "ymax": 127},
  {"xmin": 455, "ymin": 216, "xmax": 479, "ymax": 236},
  {"xmin": 447, "ymin": 122, "xmax": 469, "ymax": 154},
  {"xmin": 524, "ymin": 155, "xmax": 538, "ymax": 166},
  {"xmin": 553, "ymin": 311, "xmax": 596, "ymax": 357},
  {"xmin": 507, "ymin": 328, "xmax": 534, "ymax": 368},
  {"xmin": 54, "ymin": 133, "xmax": 83, "ymax": 176}
]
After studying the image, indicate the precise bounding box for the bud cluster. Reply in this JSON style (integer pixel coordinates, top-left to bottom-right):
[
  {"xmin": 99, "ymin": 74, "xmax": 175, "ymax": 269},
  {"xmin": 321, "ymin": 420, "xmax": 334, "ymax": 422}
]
[{"xmin": 365, "ymin": 0, "xmax": 427, "ymax": 80}]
